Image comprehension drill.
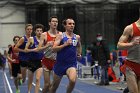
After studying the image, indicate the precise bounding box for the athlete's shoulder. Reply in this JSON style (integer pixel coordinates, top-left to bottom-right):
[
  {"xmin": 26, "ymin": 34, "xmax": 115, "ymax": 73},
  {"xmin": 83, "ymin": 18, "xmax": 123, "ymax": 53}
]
[
  {"xmin": 124, "ymin": 24, "xmax": 133, "ymax": 33},
  {"xmin": 126, "ymin": 22, "xmax": 135, "ymax": 30},
  {"xmin": 42, "ymin": 32, "xmax": 47, "ymax": 35},
  {"xmin": 41, "ymin": 32, "xmax": 47, "ymax": 39},
  {"xmin": 57, "ymin": 31, "xmax": 62, "ymax": 34},
  {"xmin": 56, "ymin": 32, "xmax": 63, "ymax": 39},
  {"xmin": 76, "ymin": 34, "xmax": 80, "ymax": 39},
  {"xmin": 19, "ymin": 36, "xmax": 25, "ymax": 42}
]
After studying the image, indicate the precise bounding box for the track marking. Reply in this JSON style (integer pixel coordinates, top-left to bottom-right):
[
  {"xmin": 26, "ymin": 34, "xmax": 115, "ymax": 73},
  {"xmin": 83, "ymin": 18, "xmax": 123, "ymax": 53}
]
[
  {"xmin": 32, "ymin": 82, "xmax": 43, "ymax": 91},
  {"xmin": 3, "ymin": 71, "xmax": 8, "ymax": 93},
  {"xmin": 3, "ymin": 71, "xmax": 13, "ymax": 93}
]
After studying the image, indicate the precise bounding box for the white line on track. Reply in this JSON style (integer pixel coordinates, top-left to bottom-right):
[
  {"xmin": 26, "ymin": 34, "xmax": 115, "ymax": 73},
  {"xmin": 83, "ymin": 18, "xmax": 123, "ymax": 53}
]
[
  {"xmin": 3, "ymin": 71, "xmax": 13, "ymax": 93},
  {"xmin": 32, "ymin": 82, "xmax": 43, "ymax": 91},
  {"xmin": 3, "ymin": 71, "xmax": 8, "ymax": 93}
]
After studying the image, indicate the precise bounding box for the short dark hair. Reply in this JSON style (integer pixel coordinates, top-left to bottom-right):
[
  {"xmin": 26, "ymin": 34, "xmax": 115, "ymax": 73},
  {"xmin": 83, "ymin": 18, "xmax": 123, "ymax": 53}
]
[
  {"xmin": 8, "ymin": 44, "xmax": 12, "ymax": 48},
  {"xmin": 13, "ymin": 36, "xmax": 20, "ymax": 41},
  {"xmin": 25, "ymin": 24, "xmax": 33, "ymax": 30},
  {"xmin": 34, "ymin": 24, "xmax": 44, "ymax": 31},
  {"xmin": 62, "ymin": 18, "xmax": 74, "ymax": 26},
  {"xmin": 48, "ymin": 16, "xmax": 58, "ymax": 22}
]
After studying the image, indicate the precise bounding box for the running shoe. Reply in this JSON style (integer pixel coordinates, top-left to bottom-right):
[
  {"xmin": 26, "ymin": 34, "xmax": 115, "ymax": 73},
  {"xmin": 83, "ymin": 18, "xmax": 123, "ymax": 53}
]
[
  {"xmin": 19, "ymin": 79, "xmax": 22, "ymax": 85},
  {"xmin": 16, "ymin": 89, "xmax": 20, "ymax": 93}
]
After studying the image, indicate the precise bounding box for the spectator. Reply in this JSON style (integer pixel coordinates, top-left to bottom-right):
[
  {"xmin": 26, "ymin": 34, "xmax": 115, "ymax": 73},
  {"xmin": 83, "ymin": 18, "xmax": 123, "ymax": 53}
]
[{"xmin": 91, "ymin": 33, "xmax": 110, "ymax": 85}]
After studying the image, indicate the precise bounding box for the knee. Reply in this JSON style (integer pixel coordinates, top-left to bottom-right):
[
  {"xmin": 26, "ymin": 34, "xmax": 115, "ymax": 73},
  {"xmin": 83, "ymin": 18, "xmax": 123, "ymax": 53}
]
[
  {"xmin": 36, "ymin": 78, "xmax": 40, "ymax": 84},
  {"xmin": 69, "ymin": 78, "xmax": 76, "ymax": 84}
]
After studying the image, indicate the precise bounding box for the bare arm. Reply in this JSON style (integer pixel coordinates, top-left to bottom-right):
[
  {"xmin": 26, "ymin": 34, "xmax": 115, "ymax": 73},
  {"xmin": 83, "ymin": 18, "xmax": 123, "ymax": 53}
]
[
  {"xmin": 14, "ymin": 37, "xmax": 26, "ymax": 52},
  {"xmin": 37, "ymin": 32, "xmax": 52, "ymax": 52},
  {"xmin": 76, "ymin": 35, "xmax": 82, "ymax": 56},
  {"xmin": 52, "ymin": 33, "xmax": 70, "ymax": 52},
  {"xmin": 37, "ymin": 33, "xmax": 46, "ymax": 51},
  {"xmin": 7, "ymin": 47, "xmax": 16, "ymax": 63},
  {"xmin": 117, "ymin": 24, "xmax": 136, "ymax": 50},
  {"xmin": 25, "ymin": 37, "xmax": 36, "ymax": 52},
  {"xmin": 7, "ymin": 53, "xmax": 15, "ymax": 63}
]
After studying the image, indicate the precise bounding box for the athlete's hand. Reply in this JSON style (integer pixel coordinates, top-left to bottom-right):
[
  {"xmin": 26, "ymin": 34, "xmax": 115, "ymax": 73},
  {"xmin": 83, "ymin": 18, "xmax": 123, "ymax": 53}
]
[
  {"xmin": 45, "ymin": 41, "xmax": 54, "ymax": 48},
  {"xmin": 64, "ymin": 38, "xmax": 72, "ymax": 46},
  {"xmin": 23, "ymin": 49, "xmax": 28, "ymax": 53},
  {"xmin": 47, "ymin": 41, "xmax": 54, "ymax": 46},
  {"xmin": 131, "ymin": 37, "xmax": 140, "ymax": 45},
  {"xmin": 12, "ymin": 59, "xmax": 16, "ymax": 63},
  {"xmin": 24, "ymin": 49, "xmax": 29, "ymax": 53}
]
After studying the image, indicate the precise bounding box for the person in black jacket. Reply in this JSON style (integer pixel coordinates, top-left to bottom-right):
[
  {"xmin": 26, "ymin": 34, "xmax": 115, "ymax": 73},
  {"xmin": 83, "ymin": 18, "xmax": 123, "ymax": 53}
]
[{"xmin": 91, "ymin": 33, "xmax": 110, "ymax": 85}]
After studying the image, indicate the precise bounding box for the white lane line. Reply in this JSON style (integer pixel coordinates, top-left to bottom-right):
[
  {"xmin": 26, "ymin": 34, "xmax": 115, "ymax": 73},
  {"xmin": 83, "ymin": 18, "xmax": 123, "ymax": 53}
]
[
  {"xmin": 3, "ymin": 71, "xmax": 8, "ymax": 93},
  {"xmin": 32, "ymin": 82, "xmax": 43, "ymax": 91},
  {"xmin": 4, "ymin": 71, "xmax": 13, "ymax": 93}
]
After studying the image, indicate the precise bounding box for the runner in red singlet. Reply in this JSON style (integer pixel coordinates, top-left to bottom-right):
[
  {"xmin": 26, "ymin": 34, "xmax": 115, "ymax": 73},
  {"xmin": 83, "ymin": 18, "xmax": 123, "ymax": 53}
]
[
  {"xmin": 37, "ymin": 16, "xmax": 62, "ymax": 93},
  {"xmin": 7, "ymin": 36, "xmax": 22, "ymax": 93},
  {"xmin": 117, "ymin": 13, "xmax": 140, "ymax": 93}
]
